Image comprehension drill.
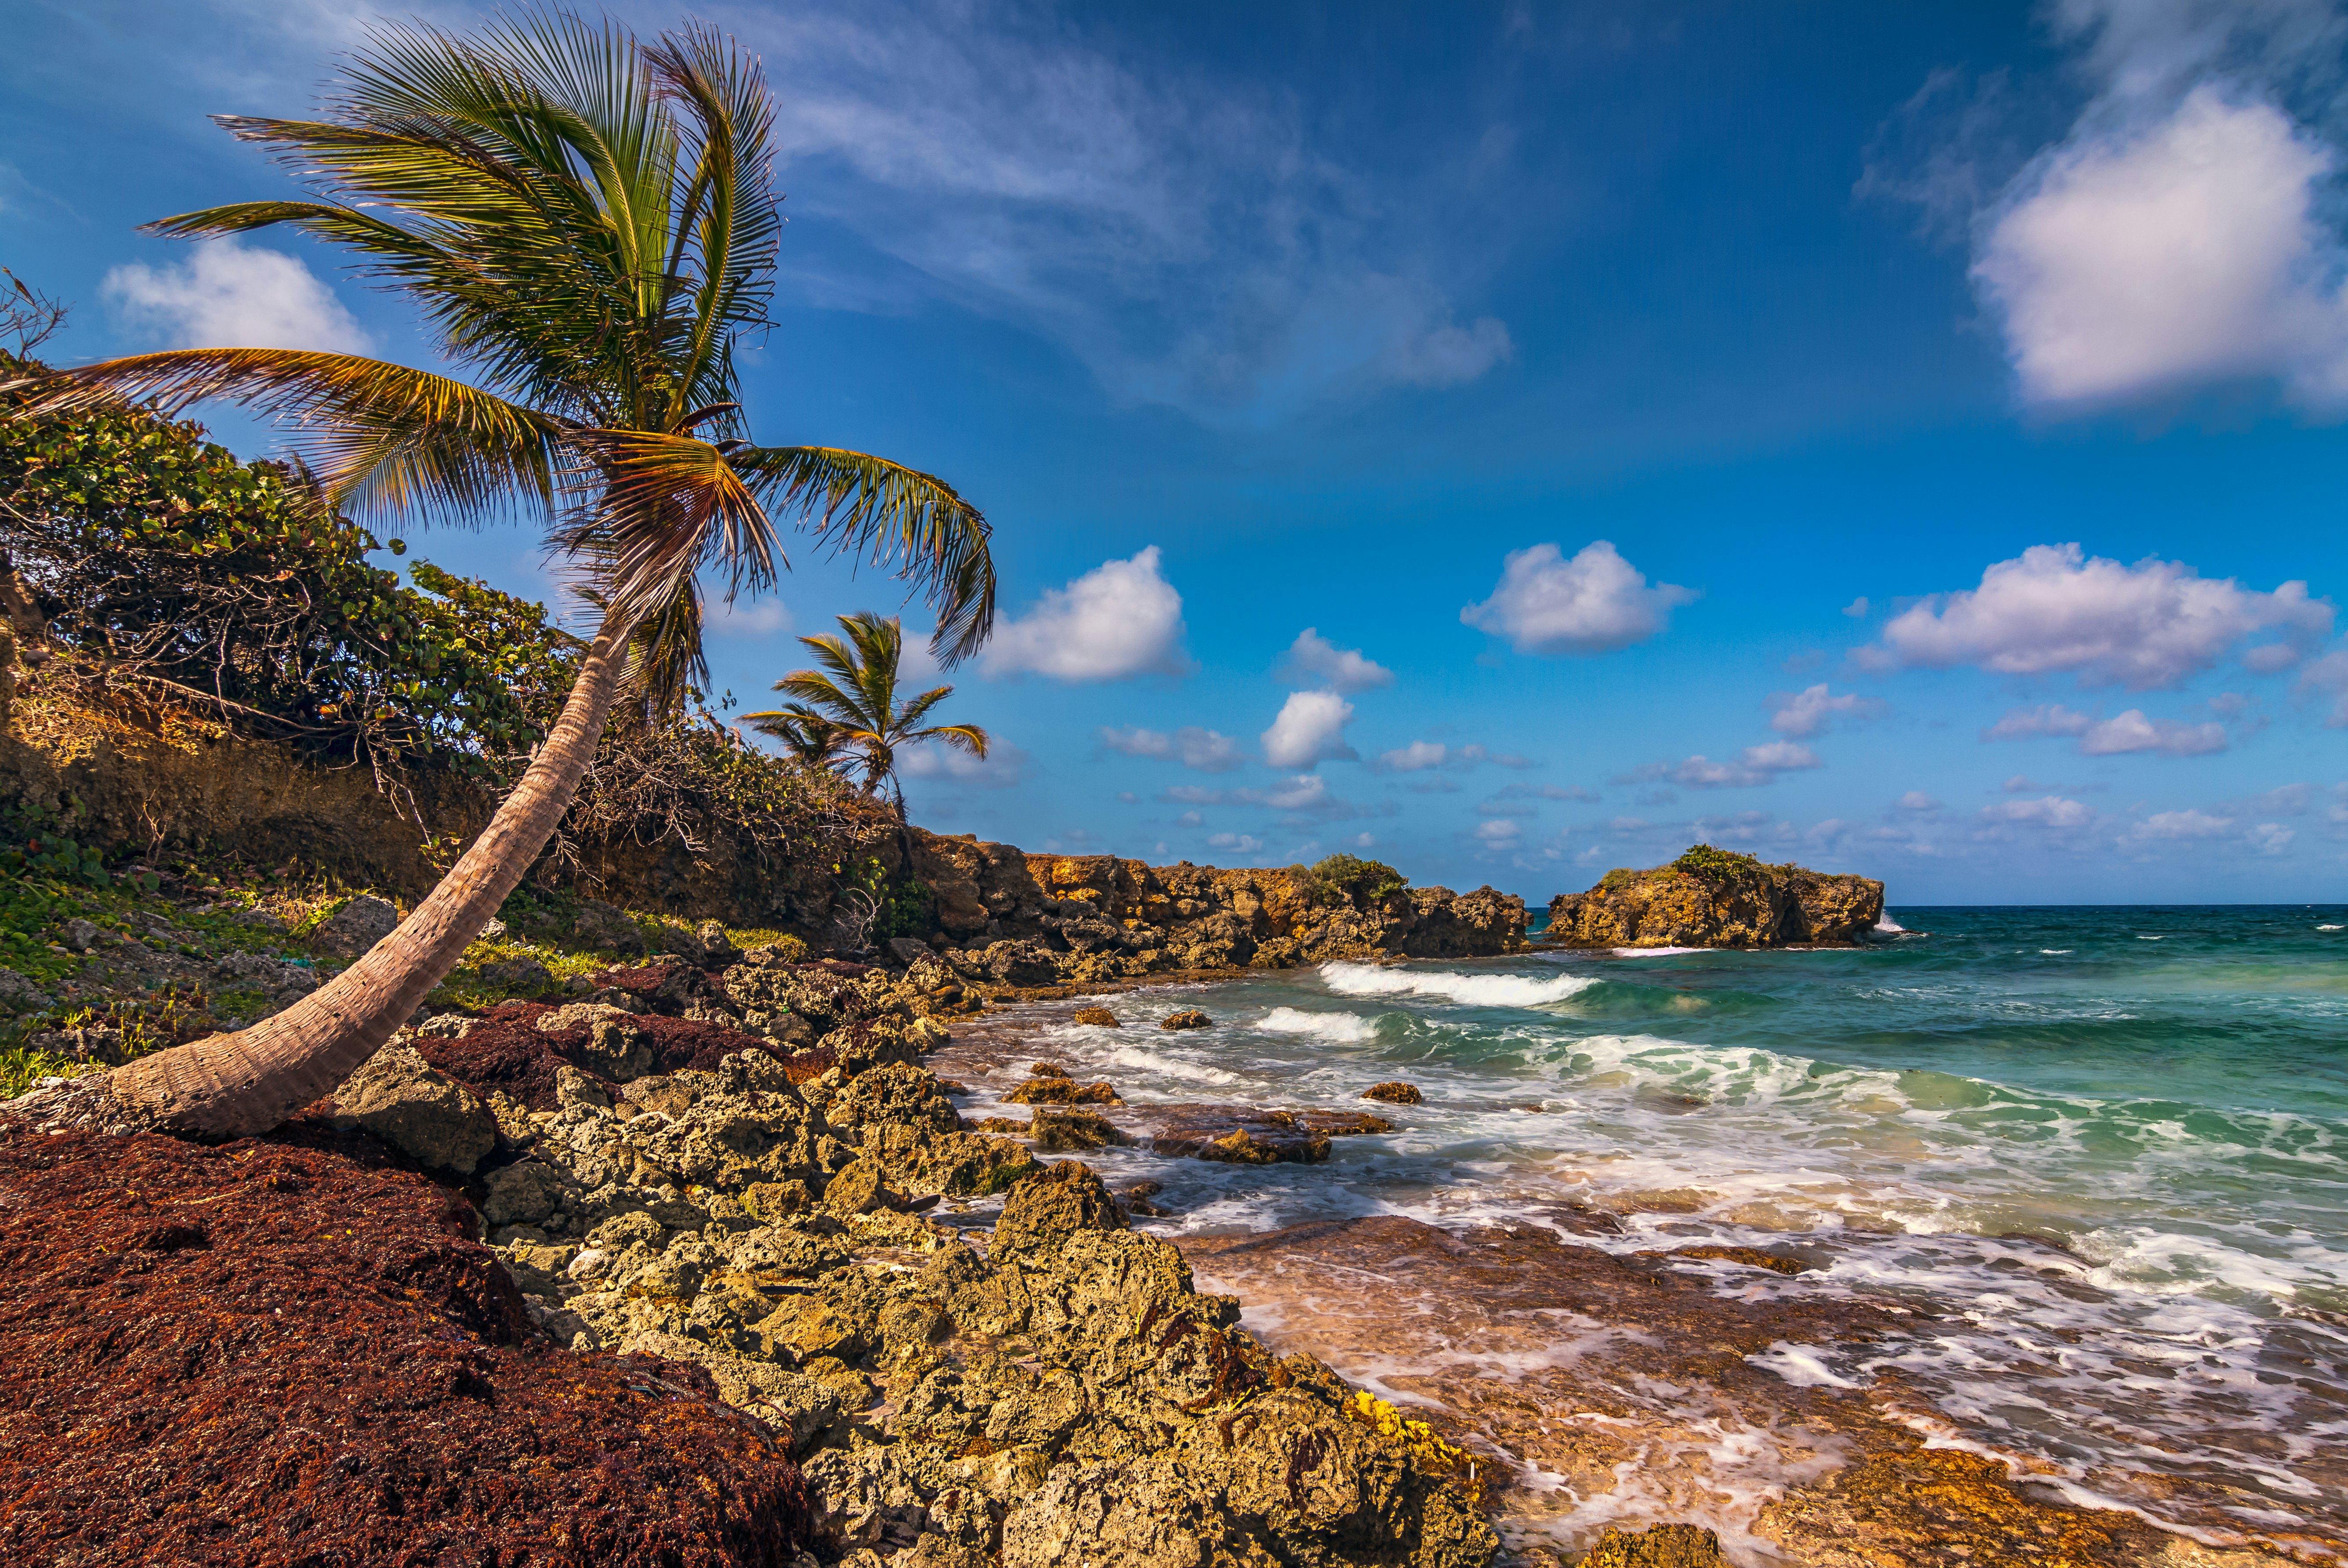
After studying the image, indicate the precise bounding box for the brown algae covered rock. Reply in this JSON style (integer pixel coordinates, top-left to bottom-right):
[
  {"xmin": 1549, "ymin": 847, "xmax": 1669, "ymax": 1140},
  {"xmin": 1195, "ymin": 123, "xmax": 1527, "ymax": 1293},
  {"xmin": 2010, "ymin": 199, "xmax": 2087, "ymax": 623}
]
[
  {"xmin": 1159, "ymin": 1007, "xmax": 1213, "ymax": 1030},
  {"xmin": 1070, "ymin": 1004, "xmax": 1120, "ymax": 1026},
  {"xmin": 1579, "ymin": 1523, "xmax": 1724, "ymax": 1565},
  {"xmin": 1364, "ymin": 1080, "xmax": 1424, "ymax": 1104}
]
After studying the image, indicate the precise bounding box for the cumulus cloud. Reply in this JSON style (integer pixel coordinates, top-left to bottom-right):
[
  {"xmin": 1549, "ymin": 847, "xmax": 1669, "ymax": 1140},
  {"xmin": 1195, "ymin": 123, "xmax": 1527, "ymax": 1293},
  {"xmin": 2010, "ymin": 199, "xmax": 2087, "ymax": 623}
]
[
  {"xmin": 901, "ymin": 738, "xmax": 1029, "ymax": 787},
  {"xmin": 2300, "ymin": 647, "xmax": 2348, "ymax": 723},
  {"xmin": 1374, "ymin": 740, "xmax": 1448, "ymax": 773},
  {"xmin": 1861, "ymin": 543, "xmax": 2330, "ymax": 688},
  {"xmin": 2250, "ymin": 822, "xmax": 2296, "ymax": 854},
  {"xmin": 706, "ymin": 598, "xmax": 791, "ymax": 638},
  {"xmin": 103, "ymin": 237, "xmax": 372, "ymax": 353},
  {"xmin": 1278, "ymin": 629, "xmax": 1393, "ymax": 693},
  {"xmin": 1460, "ymin": 541, "xmax": 1696, "ymax": 656},
  {"xmin": 1975, "ymin": 87, "xmax": 2348, "ymax": 407},
  {"xmin": 1098, "ymin": 723, "xmax": 1243, "ymax": 771},
  {"xmin": 1983, "ymin": 703, "xmax": 2097, "ymax": 740},
  {"xmin": 2078, "ymin": 709, "xmax": 2229, "ymax": 756},
  {"xmin": 1768, "ymin": 683, "xmax": 1884, "ymax": 737},
  {"xmin": 2124, "ymin": 808, "xmax": 2236, "ymax": 842},
  {"xmin": 1620, "ymin": 744, "xmax": 1821, "ymax": 790},
  {"xmin": 1474, "ymin": 818, "xmax": 1521, "ymax": 844},
  {"xmin": 1206, "ymin": 832, "xmax": 1263, "ymax": 854},
  {"xmin": 1494, "ymin": 782, "xmax": 1599, "ymax": 802},
  {"xmin": 1261, "ymin": 690, "xmax": 1357, "ymax": 769},
  {"xmin": 1980, "ymin": 795, "xmax": 2095, "ymax": 829},
  {"xmin": 982, "ymin": 547, "xmax": 1190, "ymax": 681},
  {"xmin": 1898, "ymin": 790, "xmax": 1941, "ymax": 811}
]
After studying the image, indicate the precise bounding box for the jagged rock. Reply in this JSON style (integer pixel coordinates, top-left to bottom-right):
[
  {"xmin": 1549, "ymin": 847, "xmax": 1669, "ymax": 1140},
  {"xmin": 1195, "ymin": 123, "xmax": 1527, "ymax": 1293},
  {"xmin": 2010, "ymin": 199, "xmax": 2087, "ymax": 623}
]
[
  {"xmin": 1144, "ymin": 1106, "xmax": 1388, "ymax": 1165},
  {"xmin": 0, "ymin": 969, "xmax": 57, "ymax": 1015},
  {"xmin": 992, "ymin": 1160, "xmax": 1125, "ymax": 1260},
  {"xmin": 480, "ymin": 955, "xmax": 557, "ymax": 995},
  {"xmin": 1546, "ymin": 853, "xmax": 1884, "ymax": 948},
  {"xmin": 1005, "ymin": 1076, "xmax": 1122, "ymax": 1107},
  {"xmin": 694, "ymin": 920, "xmax": 741, "ymax": 964},
  {"xmin": 61, "ymin": 918, "xmax": 102, "ymax": 954},
  {"xmin": 569, "ymin": 897, "xmax": 645, "ymax": 954},
  {"xmin": 1070, "ymin": 1005, "xmax": 1119, "ymax": 1027},
  {"xmin": 1580, "ymin": 1523, "xmax": 1725, "ymax": 1566},
  {"xmin": 1029, "ymin": 1108, "xmax": 1132, "ymax": 1153},
  {"xmin": 328, "ymin": 1041, "xmax": 495, "ymax": 1174},
  {"xmin": 884, "ymin": 936, "xmax": 933, "ymax": 968},
  {"xmin": 1159, "ymin": 1008, "xmax": 1211, "ymax": 1030},
  {"xmin": 312, "ymin": 894, "xmax": 400, "ymax": 958},
  {"xmin": 1363, "ymin": 1080, "xmax": 1423, "ymax": 1104},
  {"xmin": 978, "ymin": 939, "xmax": 1060, "ymax": 987}
]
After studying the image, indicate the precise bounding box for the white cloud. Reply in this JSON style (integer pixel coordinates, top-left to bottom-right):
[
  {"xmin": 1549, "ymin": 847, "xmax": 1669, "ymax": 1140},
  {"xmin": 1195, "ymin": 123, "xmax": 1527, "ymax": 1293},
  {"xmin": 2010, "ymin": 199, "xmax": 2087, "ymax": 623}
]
[
  {"xmin": 1980, "ymin": 795, "xmax": 2095, "ymax": 829},
  {"xmin": 2300, "ymin": 647, "xmax": 2348, "ymax": 723},
  {"xmin": 901, "ymin": 737, "xmax": 1029, "ymax": 787},
  {"xmin": 738, "ymin": 2, "xmax": 1510, "ymax": 422},
  {"xmin": 1261, "ymin": 690, "xmax": 1356, "ymax": 770},
  {"xmin": 103, "ymin": 237, "xmax": 372, "ymax": 353},
  {"xmin": 1097, "ymin": 723, "xmax": 1243, "ymax": 771},
  {"xmin": 2250, "ymin": 822, "xmax": 2296, "ymax": 854},
  {"xmin": 1161, "ymin": 784, "xmax": 1223, "ymax": 805},
  {"xmin": 1897, "ymin": 790, "xmax": 1941, "ymax": 811},
  {"xmin": 1862, "ymin": 543, "xmax": 2330, "ymax": 688},
  {"xmin": 1767, "ymin": 683, "xmax": 1883, "ymax": 737},
  {"xmin": 706, "ymin": 597, "xmax": 791, "ymax": 638},
  {"xmin": 1474, "ymin": 818, "xmax": 1521, "ymax": 844},
  {"xmin": 1351, "ymin": 832, "xmax": 1375, "ymax": 848},
  {"xmin": 1626, "ymin": 743, "xmax": 1820, "ymax": 789},
  {"xmin": 2124, "ymin": 808, "xmax": 2236, "ymax": 842},
  {"xmin": 2078, "ymin": 709, "xmax": 2229, "ymax": 756},
  {"xmin": 1460, "ymin": 540, "xmax": 1696, "ymax": 656},
  {"xmin": 1278, "ymin": 628, "xmax": 1393, "ymax": 693},
  {"xmin": 1374, "ymin": 740, "xmax": 1448, "ymax": 773},
  {"xmin": 1975, "ymin": 87, "xmax": 2348, "ymax": 408},
  {"xmin": 982, "ymin": 546, "xmax": 1190, "ymax": 681},
  {"xmin": 1983, "ymin": 703, "xmax": 2097, "ymax": 740},
  {"xmin": 2249, "ymin": 782, "xmax": 2312, "ymax": 815},
  {"xmin": 1842, "ymin": 596, "xmax": 1872, "ymax": 618},
  {"xmin": 1206, "ymin": 832, "xmax": 1263, "ymax": 854}
]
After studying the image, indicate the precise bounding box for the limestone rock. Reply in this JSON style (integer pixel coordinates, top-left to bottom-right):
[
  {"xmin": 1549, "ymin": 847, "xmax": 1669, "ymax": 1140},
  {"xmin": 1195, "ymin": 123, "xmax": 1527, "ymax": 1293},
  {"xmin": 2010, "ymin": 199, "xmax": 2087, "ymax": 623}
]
[
  {"xmin": 330, "ymin": 1041, "xmax": 496, "ymax": 1174},
  {"xmin": 992, "ymin": 1160, "xmax": 1125, "ymax": 1260},
  {"xmin": 0, "ymin": 968, "xmax": 57, "ymax": 1016},
  {"xmin": 1158, "ymin": 1007, "xmax": 1211, "ymax": 1030},
  {"xmin": 1546, "ymin": 854, "xmax": 1884, "ymax": 949},
  {"xmin": 312, "ymin": 894, "xmax": 400, "ymax": 958},
  {"xmin": 480, "ymin": 955, "xmax": 557, "ymax": 995},
  {"xmin": 1580, "ymin": 1524, "xmax": 1725, "ymax": 1566},
  {"xmin": 1363, "ymin": 1080, "xmax": 1423, "ymax": 1104},
  {"xmin": 570, "ymin": 897, "xmax": 645, "ymax": 955},
  {"xmin": 1070, "ymin": 1005, "xmax": 1119, "ymax": 1027}
]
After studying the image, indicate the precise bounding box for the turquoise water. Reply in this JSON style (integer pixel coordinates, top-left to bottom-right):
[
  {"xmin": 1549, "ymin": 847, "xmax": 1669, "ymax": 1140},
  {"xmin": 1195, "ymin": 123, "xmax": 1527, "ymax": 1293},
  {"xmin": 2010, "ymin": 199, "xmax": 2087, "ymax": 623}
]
[{"xmin": 945, "ymin": 906, "xmax": 2348, "ymax": 1547}]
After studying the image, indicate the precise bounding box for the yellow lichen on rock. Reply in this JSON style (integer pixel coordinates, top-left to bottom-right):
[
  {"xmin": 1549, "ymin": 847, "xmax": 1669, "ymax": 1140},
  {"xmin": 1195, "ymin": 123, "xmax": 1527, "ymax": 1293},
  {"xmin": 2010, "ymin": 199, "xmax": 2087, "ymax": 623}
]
[{"xmin": 1343, "ymin": 1389, "xmax": 1485, "ymax": 1506}]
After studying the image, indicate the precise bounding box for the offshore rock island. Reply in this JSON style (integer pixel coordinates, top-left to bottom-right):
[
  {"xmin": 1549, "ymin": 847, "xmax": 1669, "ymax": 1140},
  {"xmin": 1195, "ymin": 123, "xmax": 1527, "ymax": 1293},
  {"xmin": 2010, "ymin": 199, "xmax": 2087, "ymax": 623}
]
[{"xmin": 1542, "ymin": 847, "xmax": 1885, "ymax": 949}]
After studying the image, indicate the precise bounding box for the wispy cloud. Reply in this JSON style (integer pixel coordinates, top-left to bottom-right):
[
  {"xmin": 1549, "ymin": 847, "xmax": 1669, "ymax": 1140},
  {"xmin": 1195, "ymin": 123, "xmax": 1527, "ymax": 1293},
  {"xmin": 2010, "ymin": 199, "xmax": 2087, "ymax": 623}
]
[{"xmin": 737, "ymin": 0, "xmax": 1510, "ymax": 424}]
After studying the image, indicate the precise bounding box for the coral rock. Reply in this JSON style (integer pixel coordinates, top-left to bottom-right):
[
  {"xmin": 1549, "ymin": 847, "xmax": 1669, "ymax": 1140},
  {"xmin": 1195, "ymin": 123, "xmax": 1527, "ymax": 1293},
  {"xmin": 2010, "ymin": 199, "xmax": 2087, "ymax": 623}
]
[
  {"xmin": 1363, "ymin": 1080, "xmax": 1423, "ymax": 1104},
  {"xmin": 1158, "ymin": 1007, "xmax": 1212, "ymax": 1030},
  {"xmin": 328, "ymin": 1040, "xmax": 496, "ymax": 1174},
  {"xmin": 1070, "ymin": 1005, "xmax": 1120, "ymax": 1027}
]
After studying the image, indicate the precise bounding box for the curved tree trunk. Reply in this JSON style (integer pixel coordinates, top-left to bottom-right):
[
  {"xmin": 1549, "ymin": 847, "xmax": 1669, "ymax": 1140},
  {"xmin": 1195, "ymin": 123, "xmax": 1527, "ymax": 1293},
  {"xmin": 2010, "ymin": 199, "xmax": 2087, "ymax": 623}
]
[{"xmin": 108, "ymin": 605, "xmax": 639, "ymax": 1138}]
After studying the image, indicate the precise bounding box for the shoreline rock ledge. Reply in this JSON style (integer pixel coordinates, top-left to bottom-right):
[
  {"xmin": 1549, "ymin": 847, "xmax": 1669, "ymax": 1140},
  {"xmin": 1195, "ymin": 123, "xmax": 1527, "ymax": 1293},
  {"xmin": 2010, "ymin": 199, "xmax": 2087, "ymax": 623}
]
[{"xmin": 1543, "ymin": 846, "xmax": 1884, "ymax": 949}]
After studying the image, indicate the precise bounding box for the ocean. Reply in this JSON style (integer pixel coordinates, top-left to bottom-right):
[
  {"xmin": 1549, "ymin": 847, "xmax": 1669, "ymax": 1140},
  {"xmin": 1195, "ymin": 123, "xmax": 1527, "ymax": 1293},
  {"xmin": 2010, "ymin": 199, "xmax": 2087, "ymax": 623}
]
[{"xmin": 932, "ymin": 905, "xmax": 2348, "ymax": 1559}]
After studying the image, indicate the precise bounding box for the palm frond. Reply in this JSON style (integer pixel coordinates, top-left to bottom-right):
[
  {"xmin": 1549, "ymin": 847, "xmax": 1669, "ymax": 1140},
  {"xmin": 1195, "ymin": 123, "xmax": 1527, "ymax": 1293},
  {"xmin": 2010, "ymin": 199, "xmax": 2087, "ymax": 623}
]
[
  {"xmin": 6, "ymin": 348, "xmax": 565, "ymax": 527},
  {"xmin": 557, "ymin": 426, "xmax": 778, "ymax": 616},
  {"xmin": 731, "ymin": 447, "xmax": 996, "ymax": 665}
]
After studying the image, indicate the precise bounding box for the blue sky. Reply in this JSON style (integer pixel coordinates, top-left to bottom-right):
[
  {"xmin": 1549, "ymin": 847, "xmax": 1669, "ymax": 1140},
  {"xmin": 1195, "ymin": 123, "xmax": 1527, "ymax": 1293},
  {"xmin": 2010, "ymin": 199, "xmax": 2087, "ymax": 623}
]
[{"xmin": 8, "ymin": 0, "xmax": 2348, "ymax": 904}]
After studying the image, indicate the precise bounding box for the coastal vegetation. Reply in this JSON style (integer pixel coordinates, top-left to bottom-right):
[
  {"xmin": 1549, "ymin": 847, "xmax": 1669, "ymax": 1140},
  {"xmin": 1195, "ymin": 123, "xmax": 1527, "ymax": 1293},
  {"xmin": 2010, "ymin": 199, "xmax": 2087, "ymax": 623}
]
[
  {"xmin": 4, "ymin": 9, "xmax": 995, "ymax": 1139},
  {"xmin": 746, "ymin": 609, "xmax": 990, "ymax": 811}
]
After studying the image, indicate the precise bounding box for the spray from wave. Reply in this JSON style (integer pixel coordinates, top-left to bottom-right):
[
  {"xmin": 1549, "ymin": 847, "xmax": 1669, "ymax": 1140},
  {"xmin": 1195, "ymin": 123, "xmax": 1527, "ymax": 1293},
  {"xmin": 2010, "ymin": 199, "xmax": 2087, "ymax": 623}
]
[
  {"xmin": 1258, "ymin": 1007, "xmax": 1378, "ymax": 1043},
  {"xmin": 1321, "ymin": 962, "xmax": 1598, "ymax": 1008}
]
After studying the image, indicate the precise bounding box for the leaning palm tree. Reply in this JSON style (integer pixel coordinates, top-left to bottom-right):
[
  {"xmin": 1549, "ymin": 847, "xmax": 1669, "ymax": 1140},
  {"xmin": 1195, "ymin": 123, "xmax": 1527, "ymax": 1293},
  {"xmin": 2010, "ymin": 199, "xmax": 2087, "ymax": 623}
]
[
  {"xmin": 744, "ymin": 611, "xmax": 988, "ymax": 819},
  {"xmin": 4, "ymin": 12, "xmax": 993, "ymax": 1138}
]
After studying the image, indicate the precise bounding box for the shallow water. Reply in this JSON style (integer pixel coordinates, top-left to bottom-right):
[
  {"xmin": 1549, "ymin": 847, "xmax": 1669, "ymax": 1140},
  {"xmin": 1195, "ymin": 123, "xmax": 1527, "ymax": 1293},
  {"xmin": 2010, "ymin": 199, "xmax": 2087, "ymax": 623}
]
[{"xmin": 935, "ymin": 905, "xmax": 2348, "ymax": 1554}]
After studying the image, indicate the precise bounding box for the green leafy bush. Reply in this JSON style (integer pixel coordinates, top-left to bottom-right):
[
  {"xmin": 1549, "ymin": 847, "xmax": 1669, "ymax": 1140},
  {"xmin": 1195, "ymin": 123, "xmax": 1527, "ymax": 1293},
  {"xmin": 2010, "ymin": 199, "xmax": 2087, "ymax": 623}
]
[
  {"xmin": 0, "ymin": 365, "xmax": 575, "ymax": 772},
  {"xmin": 1671, "ymin": 844, "xmax": 1765, "ymax": 880},
  {"xmin": 1305, "ymin": 852, "xmax": 1408, "ymax": 907}
]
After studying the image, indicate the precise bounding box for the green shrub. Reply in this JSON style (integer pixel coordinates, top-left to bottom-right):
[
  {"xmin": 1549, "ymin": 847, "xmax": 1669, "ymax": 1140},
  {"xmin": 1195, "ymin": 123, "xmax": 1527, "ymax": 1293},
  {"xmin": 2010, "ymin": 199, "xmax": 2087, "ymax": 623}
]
[
  {"xmin": 1305, "ymin": 852, "xmax": 1408, "ymax": 907},
  {"xmin": 1671, "ymin": 844, "xmax": 1764, "ymax": 880}
]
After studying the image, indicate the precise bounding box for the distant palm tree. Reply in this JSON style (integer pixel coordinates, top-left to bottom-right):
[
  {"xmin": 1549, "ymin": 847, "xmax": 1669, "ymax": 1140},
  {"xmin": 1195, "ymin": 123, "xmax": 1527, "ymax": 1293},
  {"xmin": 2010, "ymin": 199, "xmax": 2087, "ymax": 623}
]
[
  {"xmin": 3, "ymin": 11, "xmax": 994, "ymax": 1138},
  {"xmin": 745, "ymin": 611, "xmax": 988, "ymax": 818}
]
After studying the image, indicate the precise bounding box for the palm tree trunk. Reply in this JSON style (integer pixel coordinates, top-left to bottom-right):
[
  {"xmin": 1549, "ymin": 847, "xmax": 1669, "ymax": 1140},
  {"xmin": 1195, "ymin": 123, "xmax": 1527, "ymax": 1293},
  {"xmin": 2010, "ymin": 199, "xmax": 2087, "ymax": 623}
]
[{"xmin": 107, "ymin": 604, "xmax": 640, "ymax": 1138}]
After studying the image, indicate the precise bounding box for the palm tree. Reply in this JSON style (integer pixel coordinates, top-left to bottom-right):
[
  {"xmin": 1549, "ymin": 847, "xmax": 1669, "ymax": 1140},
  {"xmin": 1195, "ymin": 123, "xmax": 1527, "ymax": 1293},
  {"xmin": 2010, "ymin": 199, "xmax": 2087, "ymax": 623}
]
[
  {"xmin": 3, "ymin": 12, "xmax": 993, "ymax": 1138},
  {"xmin": 748, "ymin": 706, "xmax": 853, "ymax": 772},
  {"xmin": 744, "ymin": 611, "xmax": 989, "ymax": 820}
]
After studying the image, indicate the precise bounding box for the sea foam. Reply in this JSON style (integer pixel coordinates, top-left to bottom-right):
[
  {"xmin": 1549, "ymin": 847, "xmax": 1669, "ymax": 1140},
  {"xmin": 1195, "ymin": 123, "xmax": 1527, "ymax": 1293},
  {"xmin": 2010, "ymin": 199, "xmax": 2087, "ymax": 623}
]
[
  {"xmin": 1321, "ymin": 962, "xmax": 1598, "ymax": 1008},
  {"xmin": 1258, "ymin": 1007, "xmax": 1378, "ymax": 1043}
]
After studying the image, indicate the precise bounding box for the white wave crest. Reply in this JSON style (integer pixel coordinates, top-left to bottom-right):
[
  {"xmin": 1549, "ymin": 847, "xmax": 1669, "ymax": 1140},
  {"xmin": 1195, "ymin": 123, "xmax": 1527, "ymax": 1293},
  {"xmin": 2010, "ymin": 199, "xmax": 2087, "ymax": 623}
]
[
  {"xmin": 1612, "ymin": 946, "xmax": 1707, "ymax": 958},
  {"xmin": 1095, "ymin": 1045, "xmax": 1242, "ymax": 1084},
  {"xmin": 1873, "ymin": 917, "xmax": 1907, "ymax": 933},
  {"xmin": 1321, "ymin": 962, "xmax": 1599, "ymax": 1008},
  {"xmin": 1259, "ymin": 1007, "xmax": 1377, "ymax": 1043}
]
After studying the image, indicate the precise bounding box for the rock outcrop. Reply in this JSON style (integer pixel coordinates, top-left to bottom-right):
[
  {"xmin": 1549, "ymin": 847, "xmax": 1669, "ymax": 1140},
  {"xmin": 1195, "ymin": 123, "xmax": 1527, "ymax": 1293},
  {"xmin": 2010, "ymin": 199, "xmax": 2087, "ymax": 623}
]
[
  {"xmin": 402, "ymin": 953, "xmax": 1497, "ymax": 1568},
  {"xmin": 906, "ymin": 832, "xmax": 1526, "ymax": 985},
  {"xmin": 1544, "ymin": 849, "xmax": 1883, "ymax": 949}
]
